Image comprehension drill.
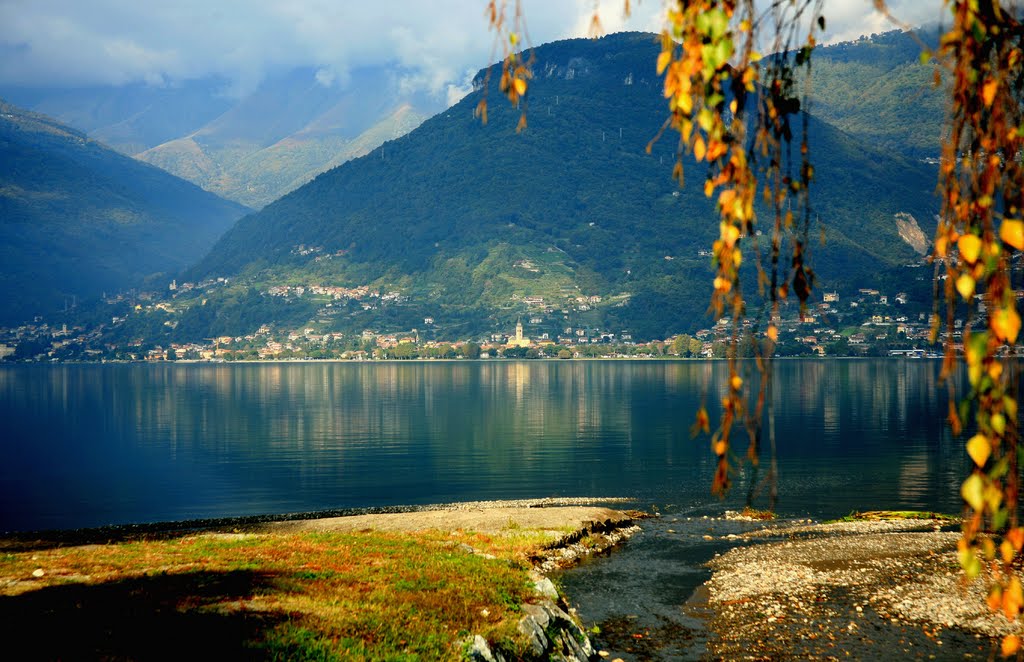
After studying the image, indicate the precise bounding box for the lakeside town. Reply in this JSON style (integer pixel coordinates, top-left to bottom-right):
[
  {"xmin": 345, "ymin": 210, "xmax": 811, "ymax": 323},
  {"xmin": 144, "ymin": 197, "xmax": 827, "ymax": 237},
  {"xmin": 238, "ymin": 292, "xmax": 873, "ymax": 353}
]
[{"xmin": 0, "ymin": 276, "xmax": 990, "ymax": 362}]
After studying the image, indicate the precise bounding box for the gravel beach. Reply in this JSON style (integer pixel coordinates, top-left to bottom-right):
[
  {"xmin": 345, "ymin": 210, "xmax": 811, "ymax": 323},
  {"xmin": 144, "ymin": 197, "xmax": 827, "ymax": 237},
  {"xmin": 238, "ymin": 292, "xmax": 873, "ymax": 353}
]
[{"xmin": 701, "ymin": 518, "xmax": 1023, "ymax": 660}]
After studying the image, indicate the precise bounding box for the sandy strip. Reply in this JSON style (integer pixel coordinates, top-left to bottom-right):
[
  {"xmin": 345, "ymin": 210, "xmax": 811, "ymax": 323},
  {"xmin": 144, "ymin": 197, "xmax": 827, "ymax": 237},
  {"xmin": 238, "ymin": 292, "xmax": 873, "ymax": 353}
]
[{"xmin": 252, "ymin": 506, "xmax": 636, "ymax": 537}]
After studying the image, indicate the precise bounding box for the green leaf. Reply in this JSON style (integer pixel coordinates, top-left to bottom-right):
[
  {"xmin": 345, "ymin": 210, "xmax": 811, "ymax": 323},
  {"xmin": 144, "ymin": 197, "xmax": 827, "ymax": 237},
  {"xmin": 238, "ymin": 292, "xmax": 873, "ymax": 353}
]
[{"xmin": 993, "ymin": 507, "xmax": 1009, "ymax": 532}]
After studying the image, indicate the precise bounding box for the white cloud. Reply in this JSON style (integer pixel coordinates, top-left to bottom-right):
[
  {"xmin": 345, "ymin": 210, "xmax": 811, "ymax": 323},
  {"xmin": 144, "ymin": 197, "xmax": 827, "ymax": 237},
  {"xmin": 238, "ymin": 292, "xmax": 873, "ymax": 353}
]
[{"xmin": 0, "ymin": 0, "xmax": 944, "ymax": 96}]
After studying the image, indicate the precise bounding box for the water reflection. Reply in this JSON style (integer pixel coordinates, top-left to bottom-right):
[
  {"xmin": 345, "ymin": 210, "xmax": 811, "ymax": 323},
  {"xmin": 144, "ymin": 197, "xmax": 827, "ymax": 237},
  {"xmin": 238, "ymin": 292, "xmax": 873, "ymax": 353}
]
[{"xmin": 0, "ymin": 360, "xmax": 974, "ymax": 531}]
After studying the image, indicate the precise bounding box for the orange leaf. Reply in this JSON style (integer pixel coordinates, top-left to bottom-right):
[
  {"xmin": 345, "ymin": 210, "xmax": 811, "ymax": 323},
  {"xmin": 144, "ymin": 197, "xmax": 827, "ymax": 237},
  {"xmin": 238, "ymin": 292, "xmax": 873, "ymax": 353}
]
[
  {"xmin": 992, "ymin": 306, "xmax": 1022, "ymax": 343},
  {"xmin": 767, "ymin": 325, "xmax": 778, "ymax": 341},
  {"xmin": 1008, "ymin": 527, "xmax": 1024, "ymax": 551},
  {"xmin": 983, "ymin": 78, "xmax": 998, "ymax": 107},
  {"xmin": 513, "ymin": 78, "xmax": 527, "ymax": 96},
  {"xmin": 693, "ymin": 135, "xmax": 706, "ymax": 162},
  {"xmin": 1002, "ymin": 634, "xmax": 1021, "ymax": 658},
  {"xmin": 1002, "ymin": 577, "xmax": 1023, "ymax": 620},
  {"xmin": 989, "ymin": 586, "xmax": 1004, "ymax": 612},
  {"xmin": 1001, "ymin": 539, "xmax": 1016, "ymax": 564}
]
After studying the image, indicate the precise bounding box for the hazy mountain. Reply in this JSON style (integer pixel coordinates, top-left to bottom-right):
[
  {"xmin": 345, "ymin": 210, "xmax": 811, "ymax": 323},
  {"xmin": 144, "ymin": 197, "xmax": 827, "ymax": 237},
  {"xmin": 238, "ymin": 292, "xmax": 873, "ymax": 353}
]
[
  {"xmin": 4, "ymin": 67, "xmax": 443, "ymax": 209},
  {"xmin": 161, "ymin": 32, "xmax": 939, "ymax": 342},
  {"xmin": 0, "ymin": 100, "xmax": 248, "ymax": 325},
  {"xmin": 1, "ymin": 78, "xmax": 236, "ymax": 155}
]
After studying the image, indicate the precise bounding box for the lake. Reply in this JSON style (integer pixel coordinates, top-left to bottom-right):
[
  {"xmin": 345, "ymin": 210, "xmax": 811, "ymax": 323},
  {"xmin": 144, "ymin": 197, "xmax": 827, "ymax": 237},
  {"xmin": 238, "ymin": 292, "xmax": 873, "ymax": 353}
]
[{"xmin": 0, "ymin": 359, "xmax": 968, "ymax": 532}]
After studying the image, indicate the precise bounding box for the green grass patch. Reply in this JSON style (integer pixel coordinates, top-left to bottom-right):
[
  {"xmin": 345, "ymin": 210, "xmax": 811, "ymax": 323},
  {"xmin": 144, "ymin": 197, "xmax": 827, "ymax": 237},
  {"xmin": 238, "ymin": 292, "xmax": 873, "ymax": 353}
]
[
  {"xmin": 826, "ymin": 510, "xmax": 959, "ymax": 523},
  {"xmin": 0, "ymin": 529, "xmax": 545, "ymax": 660}
]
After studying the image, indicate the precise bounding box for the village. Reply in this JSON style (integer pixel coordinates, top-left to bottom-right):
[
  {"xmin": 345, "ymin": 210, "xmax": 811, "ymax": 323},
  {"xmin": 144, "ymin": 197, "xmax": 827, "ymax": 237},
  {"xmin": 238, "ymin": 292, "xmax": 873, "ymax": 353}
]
[{"xmin": 0, "ymin": 278, "xmax": 983, "ymax": 363}]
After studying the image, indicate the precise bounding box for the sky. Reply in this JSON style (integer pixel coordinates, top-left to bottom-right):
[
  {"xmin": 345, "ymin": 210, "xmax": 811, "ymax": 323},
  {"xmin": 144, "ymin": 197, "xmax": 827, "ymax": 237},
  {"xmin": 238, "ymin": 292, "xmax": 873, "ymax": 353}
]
[{"xmin": 0, "ymin": 0, "xmax": 945, "ymax": 105}]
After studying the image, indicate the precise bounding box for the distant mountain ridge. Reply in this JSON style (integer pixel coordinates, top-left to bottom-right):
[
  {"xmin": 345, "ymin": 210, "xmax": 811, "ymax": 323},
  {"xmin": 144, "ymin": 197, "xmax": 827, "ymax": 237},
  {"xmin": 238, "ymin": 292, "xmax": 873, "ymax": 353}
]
[
  {"xmin": 0, "ymin": 99, "xmax": 248, "ymax": 325},
  {"xmin": 3, "ymin": 67, "xmax": 444, "ymax": 208}
]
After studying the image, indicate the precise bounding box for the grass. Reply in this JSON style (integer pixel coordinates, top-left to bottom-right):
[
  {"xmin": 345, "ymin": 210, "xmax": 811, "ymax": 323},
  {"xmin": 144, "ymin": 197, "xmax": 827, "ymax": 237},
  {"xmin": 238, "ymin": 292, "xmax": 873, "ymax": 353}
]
[
  {"xmin": 0, "ymin": 527, "xmax": 563, "ymax": 661},
  {"xmin": 826, "ymin": 510, "xmax": 959, "ymax": 523}
]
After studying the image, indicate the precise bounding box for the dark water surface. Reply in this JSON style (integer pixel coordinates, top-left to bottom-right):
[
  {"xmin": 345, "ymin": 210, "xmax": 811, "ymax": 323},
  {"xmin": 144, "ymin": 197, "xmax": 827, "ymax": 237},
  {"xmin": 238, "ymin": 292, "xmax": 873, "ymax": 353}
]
[{"xmin": 1, "ymin": 359, "xmax": 966, "ymax": 532}]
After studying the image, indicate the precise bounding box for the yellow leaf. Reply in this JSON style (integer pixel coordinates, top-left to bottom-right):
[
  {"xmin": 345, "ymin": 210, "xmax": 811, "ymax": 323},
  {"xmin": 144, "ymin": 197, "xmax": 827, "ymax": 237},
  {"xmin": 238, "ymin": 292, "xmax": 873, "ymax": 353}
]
[
  {"xmin": 720, "ymin": 222, "xmax": 740, "ymax": 247},
  {"xmin": 513, "ymin": 78, "xmax": 527, "ymax": 96},
  {"xmin": 962, "ymin": 473, "xmax": 985, "ymax": 511},
  {"xmin": 704, "ymin": 179, "xmax": 715, "ymax": 197},
  {"xmin": 983, "ymin": 78, "xmax": 998, "ymax": 107},
  {"xmin": 985, "ymin": 483, "xmax": 1004, "ymax": 512},
  {"xmin": 959, "ymin": 234, "xmax": 983, "ymax": 263},
  {"xmin": 956, "ymin": 273, "xmax": 976, "ymax": 300},
  {"xmin": 992, "ymin": 306, "xmax": 1022, "ymax": 343},
  {"xmin": 967, "ymin": 434, "xmax": 991, "ymax": 467},
  {"xmin": 657, "ymin": 49, "xmax": 672, "ymax": 75},
  {"xmin": 1002, "ymin": 634, "xmax": 1021, "ymax": 658},
  {"xmin": 992, "ymin": 412, "xmax": 1006, "ymax": 436},
  {"xmin": 730, "ymin": 375, "xmax": 743, "ymax": 391},
  {"xmin": 678, "ymin": 92, "xmax": 693, "ymax": 114},
  {"xmin": 1000, "ymin": 220, "xmax": 1024, "ymax": 250}
]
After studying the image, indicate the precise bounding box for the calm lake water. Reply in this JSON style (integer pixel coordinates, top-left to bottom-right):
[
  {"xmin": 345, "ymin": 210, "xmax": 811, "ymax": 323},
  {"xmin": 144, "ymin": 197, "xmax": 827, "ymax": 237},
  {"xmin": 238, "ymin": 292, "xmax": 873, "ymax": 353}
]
[{"xmin": 0, "ymin": 359, "xmax": 968, "ymax": 532}]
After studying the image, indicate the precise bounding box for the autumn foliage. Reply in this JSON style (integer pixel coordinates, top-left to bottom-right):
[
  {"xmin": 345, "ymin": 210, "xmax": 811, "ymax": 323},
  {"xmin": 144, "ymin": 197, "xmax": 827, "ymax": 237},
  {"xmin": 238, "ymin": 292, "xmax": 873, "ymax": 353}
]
[{"xmin": 484, "ymin": 0, "xmax": 1024, "ymax": 652}]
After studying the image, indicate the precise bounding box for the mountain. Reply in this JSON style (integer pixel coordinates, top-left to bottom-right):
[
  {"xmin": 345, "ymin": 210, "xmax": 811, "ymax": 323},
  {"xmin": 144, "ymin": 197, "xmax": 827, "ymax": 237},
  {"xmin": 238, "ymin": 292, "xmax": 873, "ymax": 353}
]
[
  {"xmin": 3, "ymin": 67, "xmax": 443, "ymax": 209},
  {"xmin": 0, "ymin": 100, "xmax": 248, "ymax": 325},
  {"xmin": 1, "ymin": 78, "xmax": 238, "ymax": 156},
  {"xmin": 149, "ymin": 31, "xmax": 938, "ymax": 343},
  {"xmin": 801, "ymin": 27, "xmax": 947, "ymax": 160}
]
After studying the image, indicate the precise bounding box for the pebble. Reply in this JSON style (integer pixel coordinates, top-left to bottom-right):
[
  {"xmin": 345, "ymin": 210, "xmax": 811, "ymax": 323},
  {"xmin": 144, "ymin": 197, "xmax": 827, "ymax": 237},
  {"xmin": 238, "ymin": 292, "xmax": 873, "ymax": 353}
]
[{"xmin": 31, "ymin": 569, "xmax": 44, "ymax": 578}]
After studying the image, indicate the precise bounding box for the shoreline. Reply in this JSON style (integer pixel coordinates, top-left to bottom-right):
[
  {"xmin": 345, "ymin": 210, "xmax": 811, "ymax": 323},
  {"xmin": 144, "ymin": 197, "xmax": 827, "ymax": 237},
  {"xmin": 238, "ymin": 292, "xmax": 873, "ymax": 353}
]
[
  {"xmin": 0, "ymin": 496, "xmax": 639, "ymax": 550},
  {"xmin": 4, "ymin": 501, "xmax": 1014, "ymax": 659},
  {"xmin": 0, "ymin": 355, "xmax": 952, "ymax": 366}
]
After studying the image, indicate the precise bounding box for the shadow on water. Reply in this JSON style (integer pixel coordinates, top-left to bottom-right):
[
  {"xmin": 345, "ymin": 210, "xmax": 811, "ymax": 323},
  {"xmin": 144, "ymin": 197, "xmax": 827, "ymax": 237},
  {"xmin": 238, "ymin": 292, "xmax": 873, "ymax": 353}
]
[
  {"xmin": 556, "ymin": 507, "xmax": 796, "ymax": 661},
  {"xmin": 0, "ymin": 570, "xmax": 286, "ymax": 661}
]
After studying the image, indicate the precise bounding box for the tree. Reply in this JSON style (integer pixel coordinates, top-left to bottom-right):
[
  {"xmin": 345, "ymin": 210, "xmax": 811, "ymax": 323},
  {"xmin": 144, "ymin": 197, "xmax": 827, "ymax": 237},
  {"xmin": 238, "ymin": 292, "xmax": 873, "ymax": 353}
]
[
  {"xmin": 485, "ymin": 0, "xmax": 1024, "ymax": 646},
  {"xmin": 671, "ymin": 333, "xmax": 693, "ymax": 356}
]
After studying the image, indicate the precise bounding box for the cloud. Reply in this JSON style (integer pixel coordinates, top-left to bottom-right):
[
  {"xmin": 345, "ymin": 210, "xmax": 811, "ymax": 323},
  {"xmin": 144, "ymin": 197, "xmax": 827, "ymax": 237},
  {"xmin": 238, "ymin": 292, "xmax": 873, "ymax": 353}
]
[{"xmin": 0, "ymin": 0, "xmax": 944, "ymax": 98}]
